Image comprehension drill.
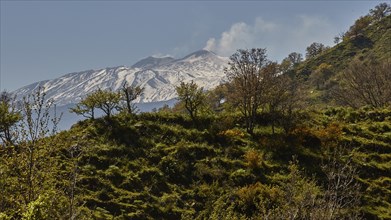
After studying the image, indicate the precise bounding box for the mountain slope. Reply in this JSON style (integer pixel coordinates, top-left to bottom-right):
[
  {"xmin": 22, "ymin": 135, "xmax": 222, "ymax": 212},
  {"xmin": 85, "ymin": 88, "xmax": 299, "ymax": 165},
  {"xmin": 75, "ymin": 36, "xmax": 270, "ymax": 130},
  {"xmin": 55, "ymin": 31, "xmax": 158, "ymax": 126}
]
[
  {"xmin": 13, "ymin": 50, "xmax": 229, "ymax": 106},
  {"xmin": 131, "ymin": 56, "xmax": 175, "ymax": 69},
  {"xmin": 296, "ymin": 15, "xmax": 390, "ymax": 77}
]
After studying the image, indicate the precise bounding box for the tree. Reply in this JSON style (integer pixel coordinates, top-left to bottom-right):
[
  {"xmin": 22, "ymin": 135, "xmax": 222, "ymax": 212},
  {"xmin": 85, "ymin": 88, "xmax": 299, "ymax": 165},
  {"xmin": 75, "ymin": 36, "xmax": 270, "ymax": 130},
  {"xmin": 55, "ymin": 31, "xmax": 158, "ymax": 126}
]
[
  {"xmin": 305, "ymin": 42, "xmax": 327, "ymax": 59},
  {"xmin": 0, "ymin": 87, "xmax": 62, "ymax": 216},
  {"xmin": 369, "ymin": 3, "xmax": 391, "ymax": 21},
  {"xmin": 175, "ymin": 81, "xmax": 206, "ymax": 121},
  {"xmin": 334, "ymin": 32, "xmax": 346, "ymax": 44},
  {"xmin": 309, "ymin": 63, "xmax": 333, "ymax": 90},
  {"xmin": 18, "ymin": 87, "xmax": 62, "ymax": 205},
  {"xmin": 206, "ymin": 83, "xmax": 229, "ymax": 113},
  {"xmin": 265, "ymin": 64, "xmax": 290, "ymax": 133},
  {"xmin": 71, "ymin": 89, "xmax": 121, "ymax": 119},
  {"xmin": 346, "ymin": 16, "xmax": 372, "ymax": 38},
  {"xmin": 94, "ymin": 89, "xmax": 121, "ymax": 118},
  {"xmin": 70, "ymin": 92, "xmax": 98, "ymax": 119},
  {"xmin": 0, "ymin": 91, "xmax": 21, "ymax": 145},
  {"xmin": 321, "ymin": 145, "xmax": 362, "ymax": 220},
  {"xmin": 120, "ymin": 81, "xmax": 144, "ymax": 114},
  {"xmin": 287, "ymin": 52, "xmax": 303, "ymax": 66},
  {"xmin": 65, "ymin": 143, "xmax": 84, "ymax": 220},
  {"xmin": 334, "ymin": 58, "xmax": 391, "ymax": 108},
  {"xmin": 280, "ymin": 52, "xmax": 303, "ymax": 73},
  {"xmin": 225, "ymin": 48, "xmax": 269, "ymax": 134}
]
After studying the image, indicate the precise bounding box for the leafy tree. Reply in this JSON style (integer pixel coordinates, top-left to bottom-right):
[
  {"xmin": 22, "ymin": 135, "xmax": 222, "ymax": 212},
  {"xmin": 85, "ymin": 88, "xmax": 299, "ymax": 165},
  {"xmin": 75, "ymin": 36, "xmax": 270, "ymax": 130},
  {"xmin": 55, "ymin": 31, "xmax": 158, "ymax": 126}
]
[
  {"xmin": 71, "ymin": 89, "xmax": 121, "ymax": 119},
  {"xmin": 275, "ymin": 157, "xmax": 320, "ymax": 219},
  {"xmin": 286, "ymin": 52, "xmax": 303, "ymax": 67},
  {"xmin": 175, "ymin": 81, "xmax": 206, "ymax": 121},
  {"xmin": 280, "ymin": 52, "xmax": 303, "ymax": 74},
  {"xmin": 278, "ymin": 76, "xmax": 305, "ymax": 134},
  {"xmin": 262, "ymin": 62, "xmax": 283, "ymax": 133},
  {"xmin": 346, "ymin": 16, "xmax": 372, "ymax": 38},
  {"xmin": 369, "ymin": 2, "xmax": 391, "ymax": 21},
  {"xmin": 120, "ymin": 81, "xmax": 144, "ymax": 114},
  {"xmin": 0, "ymin": 91, "xmax": 21, "ymax": 145},
  {"xmin": 334, "ymin": 59, "xmax": 391, "ymax": 108},
  {"xmin": 305, "ymin": 42, "xmax": 327, "ymax": 59},
  {"xmin": 70, "ymin": 92, "xmax": 99, "ymax": 119},
  {"xmin": 225, "ymin": 48, "xmax": 269, "ymax": 134},
  {"xmin": 94, "ymin": 89, "xmax": 121, "ymax": 118},
  {"xmin": 206, "ymin": 83, "xmax": 229, "ymax": 113}
]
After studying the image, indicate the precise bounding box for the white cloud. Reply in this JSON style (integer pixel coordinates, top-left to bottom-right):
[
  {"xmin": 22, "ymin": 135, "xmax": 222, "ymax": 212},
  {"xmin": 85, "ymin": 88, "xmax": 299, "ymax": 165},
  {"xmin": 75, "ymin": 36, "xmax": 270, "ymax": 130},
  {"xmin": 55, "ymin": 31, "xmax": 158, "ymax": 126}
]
[
  {"xmin": 204, "ymin": 18, "xmax": 277, "ymax": 56},
  {"xmin": 204, "ymin": 15, "xmax": 335, "ymax": 61},
  {"xmin": 203, "ymin": 38, "xmax": 216, "ymax": 51}
]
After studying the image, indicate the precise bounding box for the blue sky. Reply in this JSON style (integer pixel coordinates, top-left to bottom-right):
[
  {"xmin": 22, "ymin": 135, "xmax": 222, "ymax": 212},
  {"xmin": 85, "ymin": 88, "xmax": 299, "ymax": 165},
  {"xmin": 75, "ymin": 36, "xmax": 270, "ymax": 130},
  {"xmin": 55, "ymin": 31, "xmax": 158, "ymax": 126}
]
[{"xmin": 0, "ymin": 1, "xmax": 383, "ymax": 91}]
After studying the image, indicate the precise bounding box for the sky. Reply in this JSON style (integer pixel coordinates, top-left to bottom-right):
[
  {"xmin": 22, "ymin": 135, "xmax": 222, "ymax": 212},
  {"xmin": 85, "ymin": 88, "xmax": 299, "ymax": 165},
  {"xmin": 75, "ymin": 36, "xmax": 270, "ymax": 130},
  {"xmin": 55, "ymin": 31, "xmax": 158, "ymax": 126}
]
[{"xmin": 0, "ymin": 0, "xmax": 384, "ymax": 91}]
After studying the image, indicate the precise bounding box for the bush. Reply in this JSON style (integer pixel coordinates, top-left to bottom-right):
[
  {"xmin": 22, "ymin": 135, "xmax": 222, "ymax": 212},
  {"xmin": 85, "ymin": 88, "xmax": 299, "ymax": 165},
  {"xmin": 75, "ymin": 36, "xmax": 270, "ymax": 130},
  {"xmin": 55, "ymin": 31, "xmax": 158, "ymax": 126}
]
[{"xmin": 243, "ymin": 149, "xmax": 263, "ymax": 169}]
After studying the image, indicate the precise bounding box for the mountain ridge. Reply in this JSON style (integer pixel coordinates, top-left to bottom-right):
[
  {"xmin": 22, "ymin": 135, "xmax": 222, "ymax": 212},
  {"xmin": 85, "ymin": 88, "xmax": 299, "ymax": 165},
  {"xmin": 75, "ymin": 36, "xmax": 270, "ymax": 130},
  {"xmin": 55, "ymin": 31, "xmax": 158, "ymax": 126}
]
[{"xmin": 12, "ymin": 49, "xmax": 229, "ymax": 106}]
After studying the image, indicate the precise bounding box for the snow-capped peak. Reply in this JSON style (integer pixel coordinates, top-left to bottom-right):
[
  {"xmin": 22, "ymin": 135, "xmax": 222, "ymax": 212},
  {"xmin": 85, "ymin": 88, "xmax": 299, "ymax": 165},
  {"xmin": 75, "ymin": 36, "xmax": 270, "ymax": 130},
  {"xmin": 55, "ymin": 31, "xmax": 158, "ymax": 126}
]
[
  {"xmin": 131, "ymin": 56, "xmax": 175, "ymax": 69},
  {"xmin": 12, "ymin": 49, "xmax": 229, "ymax": 106}
]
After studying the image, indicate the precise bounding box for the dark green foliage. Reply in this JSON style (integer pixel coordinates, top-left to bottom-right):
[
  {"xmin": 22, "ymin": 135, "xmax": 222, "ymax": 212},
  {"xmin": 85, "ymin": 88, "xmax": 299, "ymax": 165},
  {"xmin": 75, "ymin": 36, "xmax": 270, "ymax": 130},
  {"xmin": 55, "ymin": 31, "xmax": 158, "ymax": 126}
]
[
  {"xmin": 305, "ymin": 42, "xmax": 328, "ymax": 59},
  {"xmin": 0, "ymin": 91, "xmax": 21, "ymax": 145}
]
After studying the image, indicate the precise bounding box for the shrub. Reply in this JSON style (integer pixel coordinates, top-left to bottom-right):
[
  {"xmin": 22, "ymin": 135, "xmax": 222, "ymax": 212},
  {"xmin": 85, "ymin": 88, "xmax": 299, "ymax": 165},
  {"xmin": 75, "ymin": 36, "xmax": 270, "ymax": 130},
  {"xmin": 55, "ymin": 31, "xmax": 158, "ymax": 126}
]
[{"xmin": 243, "ymin": 149, "xmax": 263, "ymax": 169}]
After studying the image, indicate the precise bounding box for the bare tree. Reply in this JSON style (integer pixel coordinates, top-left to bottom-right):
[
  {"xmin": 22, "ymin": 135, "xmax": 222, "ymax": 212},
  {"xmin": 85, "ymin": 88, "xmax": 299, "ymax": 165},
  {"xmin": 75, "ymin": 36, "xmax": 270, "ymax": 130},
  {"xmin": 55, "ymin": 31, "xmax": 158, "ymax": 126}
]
[
  {"xmin": 334, "ymin": 59, "xmax": 391, "ymax": 108},
  {"xmin": 321, "ymin": 145, "xmax": 362, "ymax": 220},
  {"xmin": 66, "ymin": 143, "xmax": 83, "ymax": 220},
  {"xmin": 225, "ymin": 48, "xmax": 269, "ymax": 134},
  {"xmin": 369, "ymin": 2, "xmax": 391, "ymax": 21},
  {"xmin": 120, "ymin": 81, "xmax": 144, "ymax": 114},
  {"xmin": 19, "ymin": 87, "xmax": 62, "ymax": 204}
]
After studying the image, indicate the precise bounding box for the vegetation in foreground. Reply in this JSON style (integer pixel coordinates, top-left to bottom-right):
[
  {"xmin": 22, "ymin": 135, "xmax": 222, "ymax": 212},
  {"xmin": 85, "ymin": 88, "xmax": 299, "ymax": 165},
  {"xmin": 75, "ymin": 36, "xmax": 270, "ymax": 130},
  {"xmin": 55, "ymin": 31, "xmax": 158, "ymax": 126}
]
[{"xmin": 0, "ymin": 3, "xmax": 390, "ymax": 220}]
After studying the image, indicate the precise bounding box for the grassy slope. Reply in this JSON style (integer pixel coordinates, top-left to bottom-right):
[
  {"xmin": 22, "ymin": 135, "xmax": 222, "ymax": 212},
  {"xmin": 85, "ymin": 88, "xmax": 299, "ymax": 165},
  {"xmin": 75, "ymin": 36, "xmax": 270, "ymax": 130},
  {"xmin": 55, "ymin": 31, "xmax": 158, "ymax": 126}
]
[
  {"xmin": 322, "ymin": 108, "xmax": 391, "ymax": 218},
  {"xmin": 295, "ymin": 15, "xmax": 391, "ymax": 106},
  {"xmin": 297, "ymin": 15, "xmax": 390, "ymax": 76},
  {"xmin": 49, "ymin": 108, "xmax": 390, "ymax": 219}
]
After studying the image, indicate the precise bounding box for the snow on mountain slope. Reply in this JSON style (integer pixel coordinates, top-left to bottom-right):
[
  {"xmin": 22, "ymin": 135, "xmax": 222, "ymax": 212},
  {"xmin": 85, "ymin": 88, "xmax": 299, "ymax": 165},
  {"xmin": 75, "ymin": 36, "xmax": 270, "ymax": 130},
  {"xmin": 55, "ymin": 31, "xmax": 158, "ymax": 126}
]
[
  {"xmin": 12, "ymin": 50, "xmax": 229, "ymax": 106},
  {"xmin": 131, "ymin": 56, "xmax": 175, "ymax": 69}
]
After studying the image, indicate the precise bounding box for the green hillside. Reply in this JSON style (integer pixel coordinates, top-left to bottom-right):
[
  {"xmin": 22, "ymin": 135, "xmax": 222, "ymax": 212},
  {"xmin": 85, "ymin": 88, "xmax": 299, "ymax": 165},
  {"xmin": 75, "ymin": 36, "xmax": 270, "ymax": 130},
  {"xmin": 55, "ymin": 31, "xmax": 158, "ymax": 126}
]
[
  {"xmin": 1, "ymin": 6, "xmax": 390, "ymax": 220},
  {"xmin": 297, "ymin": 15, "xmax": 390, "ymax": 76},
  {"xmin": 295, "ymin": 15, "xmax": 391, "ymax": 106},
  {"xmin": 2, "ymin": 108, "xmax": 390, "ymax": 219}
]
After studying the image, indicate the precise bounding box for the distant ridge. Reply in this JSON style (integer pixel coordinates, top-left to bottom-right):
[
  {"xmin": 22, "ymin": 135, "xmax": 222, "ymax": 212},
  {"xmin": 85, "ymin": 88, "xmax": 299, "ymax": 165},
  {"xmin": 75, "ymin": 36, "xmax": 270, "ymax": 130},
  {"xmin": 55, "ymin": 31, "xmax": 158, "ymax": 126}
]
[{"xmin": 12, "ymin": 49, "xmax": 229, "ymax": 106}]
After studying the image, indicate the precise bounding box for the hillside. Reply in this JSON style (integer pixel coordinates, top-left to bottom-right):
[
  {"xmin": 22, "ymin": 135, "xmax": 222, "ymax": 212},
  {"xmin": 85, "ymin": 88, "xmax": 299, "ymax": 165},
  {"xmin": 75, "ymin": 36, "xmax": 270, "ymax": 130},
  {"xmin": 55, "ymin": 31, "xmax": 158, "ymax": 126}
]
[
  {"xmin": 295, "ymin": 15, "xmax": 391, "ymax": 105},
  {"xmin": 1, "ymin": 107, "xmax": 390, "ymax": 219},
  {"xmin": 1, "ymin": 6, "xmax": 390, "ymax": 220},
  {"xmin": 297, "ymin": 15, "xmax": 390, "ymax": 76}
]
